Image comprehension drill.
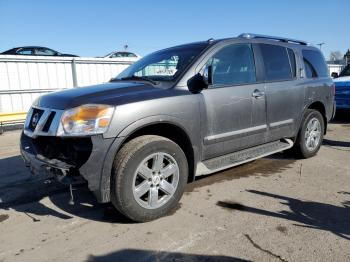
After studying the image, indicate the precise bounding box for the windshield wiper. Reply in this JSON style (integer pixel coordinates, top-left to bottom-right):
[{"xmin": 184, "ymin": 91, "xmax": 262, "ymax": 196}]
[{"xmin": 120, "ymin": 75, "xmax": 157, "ymax": 85}]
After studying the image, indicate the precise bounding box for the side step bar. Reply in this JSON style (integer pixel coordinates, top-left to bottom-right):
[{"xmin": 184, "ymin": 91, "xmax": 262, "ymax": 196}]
[{"xmin": 195, "ymin": 138, "xmax": 293, "ymax": 176}]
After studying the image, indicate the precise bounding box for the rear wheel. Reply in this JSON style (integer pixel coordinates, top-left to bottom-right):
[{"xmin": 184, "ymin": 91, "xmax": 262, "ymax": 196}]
[
  {"xmin": 111, "ymin": 135, "xmax": 188, "ymax": 222},
  {"xmin": 292, "ymin": 109, "xmax": 324, "ymax": 158}
]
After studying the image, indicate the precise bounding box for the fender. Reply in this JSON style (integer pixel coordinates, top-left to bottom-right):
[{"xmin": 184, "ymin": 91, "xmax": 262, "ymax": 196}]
[
  {"xmin": 116, "ymin": 115, "xmax": 194, "ymax": 139},
  {"xmin": 97, "ymin": 115, "xmax": 201, "ymax": 203}
]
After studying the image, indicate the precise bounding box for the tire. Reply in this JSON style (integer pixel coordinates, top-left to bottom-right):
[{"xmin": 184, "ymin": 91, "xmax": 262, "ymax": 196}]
[
  {"xmin": 111, "ymin": 135, "xmax": 188, "ymax": 222},
  {"xmin": 292, "ymin": 109, "xmax": 324, "ymax": 159}
]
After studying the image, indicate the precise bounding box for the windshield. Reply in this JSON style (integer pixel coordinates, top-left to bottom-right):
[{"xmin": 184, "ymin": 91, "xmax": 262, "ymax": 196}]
[
  {"xmin": 339, "ymin": 64, "xmax": 350, "ymax": 77},
  {"xmin": 115, "ymin": 43, "xmax": 208, "ymax": 82}
]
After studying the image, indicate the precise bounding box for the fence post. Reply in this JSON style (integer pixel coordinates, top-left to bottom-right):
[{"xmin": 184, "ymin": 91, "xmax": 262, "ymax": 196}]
[{"xmin": 71, "ymin": 58, "xmax": 78, "ymax": 87}]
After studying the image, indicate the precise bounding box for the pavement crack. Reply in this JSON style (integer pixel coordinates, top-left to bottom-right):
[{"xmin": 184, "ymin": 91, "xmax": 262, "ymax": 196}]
[{"xmin": 244, "ymin": 234, "xmax": 288, "ymax": 262}]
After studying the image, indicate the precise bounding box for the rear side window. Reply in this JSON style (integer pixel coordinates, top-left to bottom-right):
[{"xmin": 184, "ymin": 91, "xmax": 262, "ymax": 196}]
[
  {"xmin": 35, "ymin": 48, "xmax": 56, "ymax": 56},
  {"xmin": 112, "ymin": 52, "xmax": 137, "ymax": 58},
  {"xmin": 127, "ymin": 53, "xmax": 137, "ymax": 57},
  {"xmin": 259, "ymin": 44, "xmax": 292, "ymax": 81},
  {"xmin": 302, "ymin": 50, "xmax": 328, "ymax": 78},
  {"xmin": 207, "ymin": 43, "xmax": 256, "ymax": 86}
]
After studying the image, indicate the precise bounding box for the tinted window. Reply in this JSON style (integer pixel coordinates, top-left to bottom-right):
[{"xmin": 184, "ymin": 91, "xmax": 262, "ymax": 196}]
[
  {"xmin": 287, "ymin": 48, "xmax": 296, "ymax": 78},
  {"xmin": 17, "ymin": 48, "xmax": 33, "ymax": 55},
  {"xmin": 302, "ymin": 50, "xmax": 328, "ymax": 78},
  {"xmin": 260, "ymin": 44, "xmax": 292, "ymax": 81},
  {"xmin": 304, "ymin": 59, "xmax": 316, "ymax": 78},
  {"xmin": 207, "ymin": 44, "xmax": 256, "ymax": 86},
  {"xmin": 111, "ymin": 52, "xmax": 136, "ymax": 58},
  {"xmin": 127, "ymin": 53, "xmax": 137, "ymax": 57},
  {"xmin": 111, "ymin": 52, "xmax": 124, "ymax": 58},
  {"xmin": 36, "ymin": 48, "xmax": 56, "ymax": 56}
]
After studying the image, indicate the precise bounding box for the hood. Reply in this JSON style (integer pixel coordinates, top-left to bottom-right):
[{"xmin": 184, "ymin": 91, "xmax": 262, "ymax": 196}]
[
  {"xmin": 333, "ymin": 76, "xmax": 350, "ymax": 83},
  {"xmin": 36, "ymin": 82, "xmax": 166, "ymax": 110}
]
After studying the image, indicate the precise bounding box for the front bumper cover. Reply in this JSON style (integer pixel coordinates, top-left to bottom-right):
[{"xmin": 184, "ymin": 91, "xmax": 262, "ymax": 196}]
[{"xmin": 20, "ymin": 132, "xmax": 123, "ymax": 202}]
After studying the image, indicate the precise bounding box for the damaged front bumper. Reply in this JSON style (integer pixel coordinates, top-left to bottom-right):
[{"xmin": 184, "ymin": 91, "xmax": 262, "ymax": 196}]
[
  {"xmin": 20, "ymin": 132, "xmax": 122, "ymax": 203},
  {"xmin": 21, "ymin": 136, "xmax": 75, "ymax": 183}
]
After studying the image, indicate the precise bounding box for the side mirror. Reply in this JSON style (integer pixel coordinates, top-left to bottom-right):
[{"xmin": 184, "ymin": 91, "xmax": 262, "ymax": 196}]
[
  {"xmin": 187, "ymin": 73, "xmax": 207, "ymax": 94},
  {"xmin": 331, "ymin": 72, "xmax": 339, "ymax": 78},
  {"xmin": 187, "ymin": 64, "xmax": 213, "ymax": 94}
]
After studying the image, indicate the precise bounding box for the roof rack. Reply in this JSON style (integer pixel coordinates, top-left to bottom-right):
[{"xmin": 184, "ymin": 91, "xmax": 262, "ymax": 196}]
[{"xmin": 238, "ymin": 33, "xmax": 310, "ymax": 46}]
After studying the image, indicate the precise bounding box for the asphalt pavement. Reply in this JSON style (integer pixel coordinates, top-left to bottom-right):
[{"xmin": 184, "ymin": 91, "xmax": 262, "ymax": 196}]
[{"xmin": 0, "ymin": 113, "xmax": 349, "ymax": 262}]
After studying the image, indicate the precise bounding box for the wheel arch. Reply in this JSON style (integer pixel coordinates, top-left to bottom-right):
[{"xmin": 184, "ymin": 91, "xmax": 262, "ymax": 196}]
[
  {"xmin": 119, "ymin": 121, "xmax": 196, "ymax": 183},
  {"xmin": 97, "ymin": 116, "xmax": 199, "ymax": 203},
  {"xmin": 307, "ymin": 101, "xmax": 327, "ymax": 134}
]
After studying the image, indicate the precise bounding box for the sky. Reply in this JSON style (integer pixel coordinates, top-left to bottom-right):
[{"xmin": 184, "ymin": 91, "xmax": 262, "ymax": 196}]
[{"xmin": 0, "ymin": 0, "xmax": 349, "ymax": 59}]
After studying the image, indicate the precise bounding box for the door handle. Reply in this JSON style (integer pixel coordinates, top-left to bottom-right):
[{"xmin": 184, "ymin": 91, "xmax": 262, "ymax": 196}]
[{"xmin": 252, "ymin": 89, "xmax": 265, "ymax": 98}]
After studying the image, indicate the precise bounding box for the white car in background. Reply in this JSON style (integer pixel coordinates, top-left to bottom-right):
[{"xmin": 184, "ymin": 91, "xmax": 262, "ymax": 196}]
[{"xmin": 102, "ymin": 51, "xmax": 141, "ymax": 60}]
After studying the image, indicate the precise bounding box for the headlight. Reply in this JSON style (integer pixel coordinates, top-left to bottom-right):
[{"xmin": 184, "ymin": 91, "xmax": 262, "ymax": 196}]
[{"xmin": 58, "ymin": 104, "xmax": 114, "ymax": 136}]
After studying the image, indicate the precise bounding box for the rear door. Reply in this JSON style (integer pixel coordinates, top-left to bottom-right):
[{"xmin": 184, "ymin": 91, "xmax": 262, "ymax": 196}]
[
  {"xmin": 200, "ymin": 43, "xmax": 267, "ymax": 159},
  {"xmin": 258, "ymin": 43, "xmax": 303, "ymax": 141}
]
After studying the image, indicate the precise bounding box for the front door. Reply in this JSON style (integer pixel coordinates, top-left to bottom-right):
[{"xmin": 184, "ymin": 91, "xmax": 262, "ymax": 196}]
[{"xmin": 200, "ymin": 43, "xmax": 267, "ymax": 160}]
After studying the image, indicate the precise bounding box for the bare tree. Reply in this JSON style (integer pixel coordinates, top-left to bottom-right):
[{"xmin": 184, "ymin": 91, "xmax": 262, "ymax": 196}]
[{"xmin": 329, "ymin": 51, "xmax": 343, "ymax": 61}]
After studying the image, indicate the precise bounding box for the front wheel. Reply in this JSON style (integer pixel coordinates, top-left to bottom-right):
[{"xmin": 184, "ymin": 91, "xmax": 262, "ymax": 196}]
[
  {"xmin": 292, "ymin": 109, "xmax": 324, "ymax": 158},
  {"xmin": 111, "ymin": 135, "xmax": 188, "ymax": 222}
]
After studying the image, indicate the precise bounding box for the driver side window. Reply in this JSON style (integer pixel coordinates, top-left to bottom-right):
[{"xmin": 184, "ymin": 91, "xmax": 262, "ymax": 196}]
[{"xmin": 206, "ymin": 44, "xmax": 256, "ymax": 86}]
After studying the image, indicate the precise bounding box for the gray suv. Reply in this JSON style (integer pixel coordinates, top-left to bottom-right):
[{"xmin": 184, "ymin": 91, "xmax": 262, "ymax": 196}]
[{"xmin": 20, "ymin": 34, "xmax": 336, "ymax": 222}]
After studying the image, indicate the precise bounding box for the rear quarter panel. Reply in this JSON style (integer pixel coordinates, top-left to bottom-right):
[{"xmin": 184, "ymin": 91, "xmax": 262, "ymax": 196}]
[{"xmin": 298, "ymin": 77, "xmax": 334, "ymax": 135}]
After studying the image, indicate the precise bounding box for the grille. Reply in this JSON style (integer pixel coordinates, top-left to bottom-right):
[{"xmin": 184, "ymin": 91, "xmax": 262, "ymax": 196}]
[
  {"xmin": 28, "ymin": 108, "xmax": 44, "ymax": 131},
  {"xmin": 24, "ymin": 107, "xmax": 63, "ymax": 138},
  {"xmin": 42, "ymin": 112, "xmax": 56, "ymax": 132}
]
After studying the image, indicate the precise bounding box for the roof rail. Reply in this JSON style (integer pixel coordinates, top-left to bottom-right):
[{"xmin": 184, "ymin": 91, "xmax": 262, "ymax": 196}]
[{"xmin": 238, "ymin": 33, "xmax": 310, "ymax": 46}]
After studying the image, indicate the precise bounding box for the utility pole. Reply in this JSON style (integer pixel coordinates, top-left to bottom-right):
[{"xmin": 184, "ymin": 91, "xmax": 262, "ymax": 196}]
[{"xmin": 317, "ymin": 42, "xmax": 325, "ymax": 51}]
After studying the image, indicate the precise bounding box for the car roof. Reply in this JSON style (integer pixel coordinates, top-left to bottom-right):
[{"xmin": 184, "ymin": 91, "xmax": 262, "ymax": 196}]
[
  {"xmin": 113, "ymin": 51, "xmax": 135, "ymax": 53},
  {"xmin": 13, "ymin": 46, "xmax": 54, "ymax": 49},
  {"xmin": 170, "ymin": 34, "xmax": 316, "ymax": 52}
]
